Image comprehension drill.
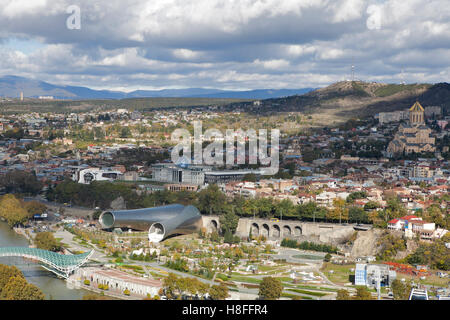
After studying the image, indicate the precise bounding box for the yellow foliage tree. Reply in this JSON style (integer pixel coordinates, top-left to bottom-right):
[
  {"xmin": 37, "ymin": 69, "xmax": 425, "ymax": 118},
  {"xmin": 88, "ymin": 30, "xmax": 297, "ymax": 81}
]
[{"xmin": 0, "ymin": 194, "xmax": 31, "ymax": 227}]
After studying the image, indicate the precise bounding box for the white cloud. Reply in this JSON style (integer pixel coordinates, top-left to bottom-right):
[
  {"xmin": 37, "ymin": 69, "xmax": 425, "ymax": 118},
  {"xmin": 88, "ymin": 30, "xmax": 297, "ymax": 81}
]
[{"xmin": 0, "ymin": 0, "xmax": 448, "ymax": 90}]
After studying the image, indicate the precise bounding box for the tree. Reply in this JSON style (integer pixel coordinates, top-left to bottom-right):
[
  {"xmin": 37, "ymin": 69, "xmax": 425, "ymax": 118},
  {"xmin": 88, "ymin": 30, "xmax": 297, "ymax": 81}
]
[
  {"xmin": 274, "ymin": 199, "xmax": 296, "ymax": 219},
  {"xmin": 348, "ymin": 207, "xmax": 368, "ymax": 224},
  {"xmin": 1, "ymin": 275, "xmax": 45, "ymax": 300},
  {"xmin": 0, "ymin": 194, "xmax": 31, "ymax": 227},
  {"xmin": 0, "ymin": 264, "xmax": 23, "ymax": 295},
  {"xmin": 34, "ymin": 232, "xmax": 61, "ymax": 252},
  {"xmin": 209, "ymin": 283, "xmax": 229, "ymax": 300},
  {"xmin": 384, "ymin": 196, "xmax": 407, "ymax": 221},
  {"xmin": 219, "ymin": 209, "xmax": 239, "ymax": 234},
  {"xmin": 163, "ymin": 273, "xmax": 181, "ymax": 299},
  {"xmin": 120, "ymin": 127, "xmax": 132, "ymax": 138},
  {"xmin": 258, "ymin": 277, "xmax": 283, "ymax": 300},
  {"xmin": 336, "ymin": 289, "xmax": 350, "ymax": 300},
  {"xmin": 24, "ymin": 201, "xmax": 47, "ymax": 216},
  {"xmin": 224, "ymin": 228, "xmax": 234, "ymax": 244},
  {"xmin": 353, "ymin": 286, "xmax": 372, "ymax": 300},
  {"xmin": 324, "ymin": 253, "xmax": 332, "ymax": 262},
  {"xmin": 391, "ymin": 279, "xmax": 411, "ymax": 300},
  {"xmin": 196, "ymin": 184, "xmax": 227, "ymax": 215},
  {"xmin": 0, "ymin": 170, "xmax": 43, "ymax": 195}
]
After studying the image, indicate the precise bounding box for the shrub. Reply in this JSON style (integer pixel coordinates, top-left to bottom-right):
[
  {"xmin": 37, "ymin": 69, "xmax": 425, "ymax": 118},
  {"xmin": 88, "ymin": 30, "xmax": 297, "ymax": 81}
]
[
  {"xmin": 84, "ymin": 279, "xmax": 90, "ymax": 286},
  {"xmin": 123, "ymin": 289, "xmax": 130, "ymax": 296}
]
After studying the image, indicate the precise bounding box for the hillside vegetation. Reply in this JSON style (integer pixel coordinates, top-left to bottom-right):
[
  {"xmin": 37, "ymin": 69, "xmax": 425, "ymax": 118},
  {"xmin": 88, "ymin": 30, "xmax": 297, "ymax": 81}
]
[{"xmin": 236, "ymin": 81, "xmax": 449, "ymax": 126}]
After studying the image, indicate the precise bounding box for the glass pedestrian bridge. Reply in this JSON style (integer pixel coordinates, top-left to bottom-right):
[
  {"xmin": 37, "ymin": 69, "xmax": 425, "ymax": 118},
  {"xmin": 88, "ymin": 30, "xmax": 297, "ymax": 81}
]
[{"xmin": 0, "ymin": 247, "xmax": 93, "ymax": 278}]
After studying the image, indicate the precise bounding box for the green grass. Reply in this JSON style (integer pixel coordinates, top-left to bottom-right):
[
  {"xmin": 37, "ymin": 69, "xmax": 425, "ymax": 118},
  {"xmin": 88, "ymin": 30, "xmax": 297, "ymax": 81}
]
[
  {"xmin": 276, "ymin": 277, "xmax": 294, "ymax": 283},
  {"xmin": 290, "ymin": 285, "xmax": 339, "ymax": 292},
  {"xmin": 374, "ymin": 84, "xmax": 425, "ymax": 97},
  {"xmin": 230, "ymin": 276, "xmax": 262, "ymax": 284},
  {"xmin": 121, "ymin": 265, "xmax": 144, "ymax": 271},
  {"xmin": 287, "ymin": 289, "xmax": 327, "ymax": 297},
  {"xmin": 320, "ymin": 262, "xmax": 355, "ymax": 285},
  {"xmin": 281, "ymin": 293, "xmax": 313, "ymax": 300}
]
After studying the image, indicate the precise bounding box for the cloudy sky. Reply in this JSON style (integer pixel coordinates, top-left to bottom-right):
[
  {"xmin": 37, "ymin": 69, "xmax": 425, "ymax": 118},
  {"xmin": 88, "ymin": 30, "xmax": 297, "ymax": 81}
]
[{"xmin": 0, "ymin": 0, "xmax": 449, "ymax": 91}]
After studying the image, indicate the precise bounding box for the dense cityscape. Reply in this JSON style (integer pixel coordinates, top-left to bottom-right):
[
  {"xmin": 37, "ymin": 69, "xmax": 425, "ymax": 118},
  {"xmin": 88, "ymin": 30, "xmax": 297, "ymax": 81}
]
[
  {"xmin": 0, "ymin": 0, "xmax": 448, "ymax": 311},
  {"xmin": 0, "ymin": 94, "xmax": 448, "ymax": 301}
]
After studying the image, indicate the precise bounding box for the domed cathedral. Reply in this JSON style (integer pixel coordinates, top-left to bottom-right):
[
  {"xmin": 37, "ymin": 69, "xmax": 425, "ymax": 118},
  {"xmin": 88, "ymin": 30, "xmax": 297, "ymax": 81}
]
[{"xmin": 387, "ymin": 101, "xmax": 436, "ymax": 156}]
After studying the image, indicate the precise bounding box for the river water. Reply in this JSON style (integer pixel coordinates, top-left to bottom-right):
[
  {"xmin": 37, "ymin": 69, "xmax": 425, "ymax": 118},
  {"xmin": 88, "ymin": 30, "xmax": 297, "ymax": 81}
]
[{"xmin": 0, "ymin": 222, "xmax": 90, "ymax": 300}]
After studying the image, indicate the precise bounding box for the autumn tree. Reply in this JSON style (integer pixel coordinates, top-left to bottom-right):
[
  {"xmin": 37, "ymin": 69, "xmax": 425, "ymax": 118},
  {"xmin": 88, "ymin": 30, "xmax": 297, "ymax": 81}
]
[
  {"xmin": 24, "ymin": 201, "xmax": 47, "ymax": 216},
  {"xmin": 163, "ymin": 273, "xmax": 182, "ymax": 299},
  {"xmin": 0, "ymin": 264, "xmax": 23, "ymax": 294},
  {"xmin": 258, "ymin": 277, "xmax": 283, "ymax": 300},
  {"xmin": 353, "ymin": 286, "xmax": 372, "ymax": 300},
  {"xmin": 1, "ymin": 276, "xmax": 45, "ymax": 300},
  {"xmin": 0, "ymin": 265, "xmax": 45, "ymax": 300},
  {"xmin": 34, "ymin": 232, "xmax": 61, "ymax": 252},
  {"xmin": 0, "ymin": 194, "xmax": 31, "ymax": 227},
  {"xmin": 391, "ymin": 279, "xmax": 412, "ymax": 300},
  {"xmin": 209, "ymin": 283, "xmax": 229, "ymax": 300},
  {"xmin": 336, "ymin": 289, "xmax": 351, "ymax": 300}
]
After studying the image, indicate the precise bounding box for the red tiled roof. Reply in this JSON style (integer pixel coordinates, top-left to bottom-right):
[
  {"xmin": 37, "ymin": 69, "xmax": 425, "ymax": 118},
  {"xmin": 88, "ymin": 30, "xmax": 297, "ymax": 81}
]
[
  {"xmin": 400, "ymin": 215, "xmax": 420, "ymax": 221},
  {"xmin": 388, "ymin": 219, "xmax": 399, "ymax": 224}
]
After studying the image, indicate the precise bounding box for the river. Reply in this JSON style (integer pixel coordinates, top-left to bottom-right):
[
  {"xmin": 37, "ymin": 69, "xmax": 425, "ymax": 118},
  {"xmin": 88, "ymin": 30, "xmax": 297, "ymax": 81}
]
[{"xmin": 0, "ymin": 222, "xmax": 90, "ymax": 300}]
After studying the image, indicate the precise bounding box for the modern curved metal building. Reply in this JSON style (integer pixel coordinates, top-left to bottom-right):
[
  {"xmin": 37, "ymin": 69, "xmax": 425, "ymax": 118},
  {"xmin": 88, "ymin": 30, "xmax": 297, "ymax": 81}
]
[{"xmin": 99, "ymin": 204, "xmax": 202, "ymax": 243}]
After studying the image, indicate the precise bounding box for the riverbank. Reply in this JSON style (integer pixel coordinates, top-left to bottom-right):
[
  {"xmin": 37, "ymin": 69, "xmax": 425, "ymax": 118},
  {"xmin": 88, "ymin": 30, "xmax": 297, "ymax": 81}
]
[
  {"xmin": 0, "ymin": 222, "xmax": 91, "ymax": 300},
  {"xmin": 13, "ymin": 227, "xmax": 33, "ymax": 244}
]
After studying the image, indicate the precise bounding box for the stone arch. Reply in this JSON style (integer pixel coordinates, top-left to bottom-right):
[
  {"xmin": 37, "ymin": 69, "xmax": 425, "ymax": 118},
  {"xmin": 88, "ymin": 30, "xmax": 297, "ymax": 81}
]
[
  {"xmin": 261, "ymin": 224, "xmax": 270, "ymax": 238},
  {"xmin": 283, "ymin": 225, "xmax": 292, "ymax": 237},
  {"xmin": 250, "ymin": 223, "xmax": 259, "ymax": 236},
  {"xmin": 272, "ymin": 225, "xmax": 280, "ymax": 238},
  {"xmin": 294, "ymin": 226, "xmax": 302, "ymax": 236},
  {"xmin": 207, "ymin": 219, "xmax": 218, "ymax": 233}
]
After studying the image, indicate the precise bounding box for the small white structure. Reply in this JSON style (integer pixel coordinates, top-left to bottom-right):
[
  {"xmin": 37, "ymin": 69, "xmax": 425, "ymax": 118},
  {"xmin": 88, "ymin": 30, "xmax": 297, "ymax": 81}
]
[{"xmin": 74, "ymin": 168, "xmax": 123, "ymax": 184}]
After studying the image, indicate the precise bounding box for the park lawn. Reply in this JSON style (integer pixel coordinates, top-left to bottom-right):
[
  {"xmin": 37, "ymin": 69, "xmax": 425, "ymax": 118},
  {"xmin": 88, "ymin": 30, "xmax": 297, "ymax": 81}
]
[
  {"xmin": 230, "ymin": 276, "xmax": 262, "ymax": 284},
  {"xmin": 149, "ymin": 271, "xmax": 163, "ymax": 279},
  {"xmin": 276, "ymin": 276, "xmax": 295, "ymax": 283},
  {"xmin": 290, "ymin": 284, "xmax": 339, "ymax": 292},
  {"xmin": 287, "ymin": 289, "xmax": 327, "ymax": 297},
  {"xmin": 257, "ymin": 265, "xmax": 282, "ymax": 272},
  {"xmin": 121, "ymin": 264, "xmax": 144, "ymax": 271},
  {"xmin": 281, "ymin": 292, "xmax": 313, "ymax": 300},
  {"xmin": 321, "ymin": 262, "xmax": 355, "ymax": 285}
]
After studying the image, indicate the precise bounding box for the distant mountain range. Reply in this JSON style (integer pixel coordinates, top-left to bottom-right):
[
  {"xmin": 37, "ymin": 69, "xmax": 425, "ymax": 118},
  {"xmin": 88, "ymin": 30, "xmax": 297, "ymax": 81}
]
[{"xmin": 0, "ymin": 75, "xmax": 315, "ymax": 100}]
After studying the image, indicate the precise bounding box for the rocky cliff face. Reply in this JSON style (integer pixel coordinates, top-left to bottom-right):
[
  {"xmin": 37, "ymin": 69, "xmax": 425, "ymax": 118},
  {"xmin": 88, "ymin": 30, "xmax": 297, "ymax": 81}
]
[{"xmin": 350, "ymin": 228, "xmax": 385, "ymax": 257}]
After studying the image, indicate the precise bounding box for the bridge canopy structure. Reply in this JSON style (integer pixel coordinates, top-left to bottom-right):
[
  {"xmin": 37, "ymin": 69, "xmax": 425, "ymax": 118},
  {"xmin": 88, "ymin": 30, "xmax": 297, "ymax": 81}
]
[{"xmin": 0, "ymin": 247, "xmax": 93, "ymax": 278}]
